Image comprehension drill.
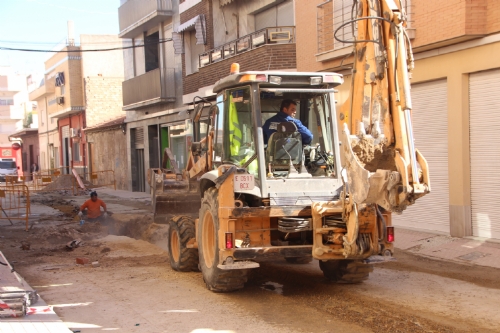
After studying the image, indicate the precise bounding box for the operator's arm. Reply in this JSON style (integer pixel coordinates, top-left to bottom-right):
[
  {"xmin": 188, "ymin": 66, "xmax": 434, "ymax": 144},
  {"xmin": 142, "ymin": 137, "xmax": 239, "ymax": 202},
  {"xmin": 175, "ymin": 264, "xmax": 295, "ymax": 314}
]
[{"xmin": 292, "ymin": 119, "xmax": 313, "ymax": 145}]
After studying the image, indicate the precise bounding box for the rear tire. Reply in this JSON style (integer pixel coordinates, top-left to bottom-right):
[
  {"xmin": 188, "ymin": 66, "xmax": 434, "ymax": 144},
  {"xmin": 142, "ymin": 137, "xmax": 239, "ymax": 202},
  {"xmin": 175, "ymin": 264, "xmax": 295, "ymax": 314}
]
[
  {"xmin": 198, "ymin": 187, "xmax": 248, "ymax": 292},
  {"xmin": 168, "ymin": 215, "xmax": 199, "ymax": 272},
  {"xmin": 319, "ymin": 260, "xmax": 373, "ymax": 283}
]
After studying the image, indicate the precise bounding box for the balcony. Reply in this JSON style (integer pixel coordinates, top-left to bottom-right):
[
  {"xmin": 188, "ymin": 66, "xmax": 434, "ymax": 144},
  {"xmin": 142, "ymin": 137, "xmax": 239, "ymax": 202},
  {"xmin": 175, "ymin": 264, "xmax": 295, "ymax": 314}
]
[
  {"xmin": 122, "ymin": 68, "xmax": 176, "ymax": 110},
  {"xmin": 183, "ymin": 27, "xmax": 297, "ymax": 97},
  {"xmin": 29, "ymin": 81, "xmax": 55, "ymax": 101},
  {"xmin": 0, "ymin": 75, "xmax": 26, "ymax": 95},
  {"xmin": 119, "ymin": 0, "xmax": 173, "ymax": 39},
  {"xmin": 0, "ymin": 106, "xmax": 24, "ymax": 120},
  {"xmin": 198, "ymin": 27, "xmax": 296, "ymax": 68}
]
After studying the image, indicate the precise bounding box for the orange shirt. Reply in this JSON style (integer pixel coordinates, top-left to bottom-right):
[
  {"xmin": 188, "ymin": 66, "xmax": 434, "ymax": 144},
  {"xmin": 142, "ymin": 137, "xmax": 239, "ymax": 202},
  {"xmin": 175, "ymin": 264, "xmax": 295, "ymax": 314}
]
[{"xmin": 81, "ymin": 198, "xmax": 106, "ymax": 219}]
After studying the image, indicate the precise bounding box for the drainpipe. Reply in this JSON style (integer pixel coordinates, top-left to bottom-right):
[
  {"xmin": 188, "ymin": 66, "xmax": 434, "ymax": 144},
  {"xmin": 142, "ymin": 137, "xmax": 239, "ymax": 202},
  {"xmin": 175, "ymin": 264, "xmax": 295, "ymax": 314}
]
[{"xmin": 45, "ymin": 96, "xmax": 49, "ymax": 170}]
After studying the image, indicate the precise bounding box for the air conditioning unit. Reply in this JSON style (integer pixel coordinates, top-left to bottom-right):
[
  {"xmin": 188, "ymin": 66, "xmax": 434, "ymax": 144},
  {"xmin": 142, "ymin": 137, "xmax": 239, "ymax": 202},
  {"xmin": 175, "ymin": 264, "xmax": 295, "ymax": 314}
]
[
  {"xmin": 70, "ymin": 128, "xmax": 81, "ymax": 138},
  {"xmin": 56, "ymin": 96, "xmax": 64, "ymax": 105}
]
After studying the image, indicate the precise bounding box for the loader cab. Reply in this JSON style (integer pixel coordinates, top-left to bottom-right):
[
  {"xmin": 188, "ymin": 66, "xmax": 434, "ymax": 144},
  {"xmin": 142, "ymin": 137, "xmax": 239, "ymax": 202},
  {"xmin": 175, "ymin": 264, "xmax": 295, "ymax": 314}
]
[{"xmin": 209, "ymin": 66, "xmax": 344, "ymax": 204}]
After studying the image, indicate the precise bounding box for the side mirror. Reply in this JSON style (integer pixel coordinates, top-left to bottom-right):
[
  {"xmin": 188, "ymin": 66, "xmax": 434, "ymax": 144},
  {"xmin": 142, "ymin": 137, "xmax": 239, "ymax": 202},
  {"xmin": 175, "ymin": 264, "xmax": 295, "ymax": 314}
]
[{"xmin": 210, "ymin": 105, "xmax": 218, "ymax": 126}]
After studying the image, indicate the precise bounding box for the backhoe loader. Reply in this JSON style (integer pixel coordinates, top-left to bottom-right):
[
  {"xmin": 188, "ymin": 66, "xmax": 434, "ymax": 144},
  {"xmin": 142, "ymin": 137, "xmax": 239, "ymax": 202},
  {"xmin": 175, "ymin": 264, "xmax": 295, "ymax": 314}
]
[{"xmin": 150, "ymin": 0, "xmax": 430, "ymax": 291}]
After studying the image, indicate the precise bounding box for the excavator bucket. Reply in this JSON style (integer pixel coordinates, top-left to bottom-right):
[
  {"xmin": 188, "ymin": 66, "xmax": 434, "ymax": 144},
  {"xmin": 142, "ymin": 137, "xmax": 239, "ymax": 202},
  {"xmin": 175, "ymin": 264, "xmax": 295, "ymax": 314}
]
[
  {"xmin": 151, "ymin": 174, "xmax": 202, "ymax": 221},
  {"xmin": 154, "ymin": 192, "xmax": 201, "ymax": 220},
  {"xmin": 340, "ymin": 0, "xmax": 430, "ymax": 212},
  {"xmin": 149, "ymin": 148, "xmax": 203, "ymax": 222}
]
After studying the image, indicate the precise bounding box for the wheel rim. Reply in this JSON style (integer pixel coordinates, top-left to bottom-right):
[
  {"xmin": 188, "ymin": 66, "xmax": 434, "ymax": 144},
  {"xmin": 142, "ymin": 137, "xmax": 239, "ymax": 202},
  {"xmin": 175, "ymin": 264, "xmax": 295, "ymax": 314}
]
[
  {"xmin": 170, "ymin": 228, "xmax": 180, "ymax": 263},
  {"xmin": 202, "ymin": 210, "xmax": 215, "ymax": 268}
]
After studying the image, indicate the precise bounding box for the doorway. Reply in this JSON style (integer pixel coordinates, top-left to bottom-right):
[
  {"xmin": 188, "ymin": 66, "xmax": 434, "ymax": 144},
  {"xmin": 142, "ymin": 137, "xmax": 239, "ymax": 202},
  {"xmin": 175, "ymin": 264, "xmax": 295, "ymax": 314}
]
[
  {"xmin": 61, "ymin": 125, "xmax": 70, "ymax": 174},
  {"xmin": 136, "ymin": 149, "xmax": 145, "ymax": 192}
]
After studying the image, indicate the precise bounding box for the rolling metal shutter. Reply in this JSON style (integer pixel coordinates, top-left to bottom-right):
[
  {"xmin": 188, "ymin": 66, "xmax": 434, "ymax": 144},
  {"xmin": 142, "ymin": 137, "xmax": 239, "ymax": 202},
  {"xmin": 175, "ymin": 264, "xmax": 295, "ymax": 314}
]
[
  {"xmin": 392, "ymin": 79, "xmax": 450, "ymax": 233},
  {"xmin": 469, "ymin": 69, "xmax": 500, "ymax": 239}
]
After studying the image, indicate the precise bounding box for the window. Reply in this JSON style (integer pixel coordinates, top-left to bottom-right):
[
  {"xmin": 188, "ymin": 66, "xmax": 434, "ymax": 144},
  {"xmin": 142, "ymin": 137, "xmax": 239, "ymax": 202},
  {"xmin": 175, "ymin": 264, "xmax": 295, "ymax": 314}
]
[
  {"xmin": 317, "ymin": 0, "xmax": 412, "ymax": 54},
  {"xmin": 255, "ymin": 0, "xmax": 294, "ymax": 31},
  {"xmin": 169, "ymin": 125, "xmax": 188, "ymax": 170},
  {"xmin": 317, "ymin": 0, "xmax": 354, "ymax": 53},
  {"xmin": 73, "ymin": 142, "xmax": 80, "ymax": 162},
  {"xmin": 55, "ymin": 72, "xmax": 65, "ymax": 86},
  {"xmin": 0, "ymin": 98, "xmax": 14, "ymax": 105},
  {"xmin": 145, "ymin": 32, "xmax": 160, "ymax": 72},
  {"xmin": 222, "ymin": 86, "xmax": 259, "ymax": 176}
]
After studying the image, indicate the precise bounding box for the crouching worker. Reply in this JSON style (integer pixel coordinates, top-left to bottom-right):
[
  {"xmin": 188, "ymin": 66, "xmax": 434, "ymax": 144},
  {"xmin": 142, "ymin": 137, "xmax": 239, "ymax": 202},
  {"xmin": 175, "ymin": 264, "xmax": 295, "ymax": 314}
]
[{"xmin": 78, "ymin": 191, "xmax": 108, "ymax": 222}]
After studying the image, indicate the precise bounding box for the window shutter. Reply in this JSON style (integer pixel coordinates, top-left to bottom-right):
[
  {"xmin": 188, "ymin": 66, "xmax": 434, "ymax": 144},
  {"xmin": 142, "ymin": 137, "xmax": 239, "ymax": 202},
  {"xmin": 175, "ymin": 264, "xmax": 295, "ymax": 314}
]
[
  {"xmin": 172, "ymin": 32, "xmax": 184, "ymax": 54},
  {"xmin": 195, "ymin": 14, "xmax": 206, "ymax": 45}
]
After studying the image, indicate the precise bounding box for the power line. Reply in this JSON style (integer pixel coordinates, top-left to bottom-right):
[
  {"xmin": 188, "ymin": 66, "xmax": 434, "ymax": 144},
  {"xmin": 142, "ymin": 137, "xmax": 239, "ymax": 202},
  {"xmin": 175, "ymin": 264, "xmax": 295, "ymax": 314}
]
[
  {"xmin": 0, "ymin": 39, "xmax": 133, "ymax": 45},
  {"xmin": 0, "ymin": 39, "xmax": 173, "ymax": 53}
]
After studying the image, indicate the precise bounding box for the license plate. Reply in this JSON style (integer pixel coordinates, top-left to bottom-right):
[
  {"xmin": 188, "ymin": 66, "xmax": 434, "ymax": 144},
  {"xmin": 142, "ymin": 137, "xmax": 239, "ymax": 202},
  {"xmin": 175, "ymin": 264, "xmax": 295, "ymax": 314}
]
[{"xmin": 234, "ymin": 174, "xmax": 254, "ymax": 191}]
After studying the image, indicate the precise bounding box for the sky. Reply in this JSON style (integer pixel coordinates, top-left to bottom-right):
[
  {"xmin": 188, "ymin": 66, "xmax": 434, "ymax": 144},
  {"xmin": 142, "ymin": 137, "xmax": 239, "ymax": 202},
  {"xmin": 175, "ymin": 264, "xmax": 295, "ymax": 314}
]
[{"xmin": 0, "ymin": 0, "xmax": 120, "ymax": 74}]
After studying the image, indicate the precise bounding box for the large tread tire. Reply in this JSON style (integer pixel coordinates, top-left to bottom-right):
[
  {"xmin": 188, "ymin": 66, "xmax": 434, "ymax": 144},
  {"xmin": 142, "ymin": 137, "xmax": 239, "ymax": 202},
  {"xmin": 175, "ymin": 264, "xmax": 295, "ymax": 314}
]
[
  {"xmin": 285, "ymin": 256, "xmax": 313, "ymax": 264},
  {"xmin": 198, "ymin": 187, "xmax": 248, "ymax": 292},
  {"xmin": 168, "ymin": 215, "xmax": 199, "ymax": 272},
  {"xmin": 319, "ymin": 260, "xmax": 373, "ymax": 284}
]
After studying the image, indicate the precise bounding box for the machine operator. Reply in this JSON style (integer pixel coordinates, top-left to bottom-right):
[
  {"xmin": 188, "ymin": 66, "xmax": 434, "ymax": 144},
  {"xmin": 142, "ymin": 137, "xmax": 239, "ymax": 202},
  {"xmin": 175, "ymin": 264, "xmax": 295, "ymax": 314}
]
[{"xmin": 262, "ymin": 99, "xmax": 313, "ymax": 145}]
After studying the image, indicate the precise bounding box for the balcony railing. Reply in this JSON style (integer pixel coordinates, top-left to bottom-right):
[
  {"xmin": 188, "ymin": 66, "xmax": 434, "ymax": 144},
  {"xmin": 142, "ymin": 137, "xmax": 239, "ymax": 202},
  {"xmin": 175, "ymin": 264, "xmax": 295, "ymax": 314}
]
[
  {"xmin": 122, "ymin": 67, "xmax": 175, "ymax": 110},
  {"xmin": 119, "ymin": 0, "xmax": 173, "ymax": 38},
  {"xmin": 199, "ymin": 26, "xmax": 296, "ymax": 68}
]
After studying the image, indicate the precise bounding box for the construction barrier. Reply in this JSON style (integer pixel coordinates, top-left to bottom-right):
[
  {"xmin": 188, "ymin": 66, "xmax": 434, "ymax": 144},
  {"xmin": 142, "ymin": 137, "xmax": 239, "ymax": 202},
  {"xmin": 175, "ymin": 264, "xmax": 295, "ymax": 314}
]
[
  {"xmin": 82, "ymin": 170, "xmax": 116, "ymax": 190},
  {"xmin": 0, "ymin": 185, "xmax": 30, "ymax": 231},
  {"xmin": 30, "ymin": 167, "xmax": 76, "ymax": 194}
]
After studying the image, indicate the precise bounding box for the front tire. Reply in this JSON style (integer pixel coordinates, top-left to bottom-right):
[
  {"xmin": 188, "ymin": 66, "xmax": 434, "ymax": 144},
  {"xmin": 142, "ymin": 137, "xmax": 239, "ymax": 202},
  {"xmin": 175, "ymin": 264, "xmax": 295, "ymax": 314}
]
[
  {"xmin": 319, "ymin": 260, "xmax": 373, "ymax": 283},
  {"xmin": 168, "ymin": 215, "xmax": 199, "ymax": 272},
  {"xmin": 198, "ymin": 187, "xmax": 247, "ymax": 292}
]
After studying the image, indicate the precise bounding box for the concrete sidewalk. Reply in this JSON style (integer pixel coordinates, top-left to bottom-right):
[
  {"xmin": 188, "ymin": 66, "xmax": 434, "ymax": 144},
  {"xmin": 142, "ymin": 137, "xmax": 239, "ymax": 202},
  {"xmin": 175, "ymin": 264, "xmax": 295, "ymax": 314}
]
[
  {"xmin": 394, "ymin": 227, "xmax": 500, "ymax": 269},
  {"xmin": 0, "ymin": 298, "xmax": 73, "ymax": 333}
]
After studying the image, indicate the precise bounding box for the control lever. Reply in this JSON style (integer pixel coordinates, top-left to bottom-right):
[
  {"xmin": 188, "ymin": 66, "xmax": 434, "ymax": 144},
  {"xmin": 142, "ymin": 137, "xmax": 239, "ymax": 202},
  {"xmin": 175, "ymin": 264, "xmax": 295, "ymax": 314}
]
[
  {"xmin": 282, "ymin": 145, "xmax": 311, "ymax": 178},
  {"xmin": 299, "ymin": 149, "xmax": 311, "ymax": 176},
  {"xmin": 282, "ymin": 145, "xmax": 299, "ymax": 176}
]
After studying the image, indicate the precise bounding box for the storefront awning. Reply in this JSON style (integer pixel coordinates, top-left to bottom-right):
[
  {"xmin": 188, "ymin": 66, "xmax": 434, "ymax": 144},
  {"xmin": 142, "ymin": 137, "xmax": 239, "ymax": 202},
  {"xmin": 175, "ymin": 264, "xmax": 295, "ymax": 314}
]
[{"xmin": 176, "ymin": 14, "xmax": 206, "ymax": 45}]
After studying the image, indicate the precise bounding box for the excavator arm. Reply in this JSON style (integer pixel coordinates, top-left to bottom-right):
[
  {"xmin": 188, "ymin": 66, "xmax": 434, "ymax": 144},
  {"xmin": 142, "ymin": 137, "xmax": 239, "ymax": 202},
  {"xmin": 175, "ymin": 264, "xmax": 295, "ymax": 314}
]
[{"xmin": 340, "ymin": 0, "xmax": 430, "ymax": 213}]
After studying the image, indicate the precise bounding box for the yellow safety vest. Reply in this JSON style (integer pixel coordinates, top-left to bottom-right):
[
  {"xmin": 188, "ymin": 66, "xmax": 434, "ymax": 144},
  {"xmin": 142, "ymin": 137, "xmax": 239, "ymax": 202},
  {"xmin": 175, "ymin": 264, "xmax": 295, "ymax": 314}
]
[{"xmin": 229, "ymin": 95, "xmax": 242, "ymax": 156}]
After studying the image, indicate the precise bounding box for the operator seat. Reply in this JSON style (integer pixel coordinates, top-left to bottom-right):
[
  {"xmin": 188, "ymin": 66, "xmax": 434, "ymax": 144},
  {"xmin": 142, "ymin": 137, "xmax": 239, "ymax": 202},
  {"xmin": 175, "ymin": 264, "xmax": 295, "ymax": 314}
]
[{"xmin": 266, "ymin": 122, "xmax": 303, "ymax": 170}]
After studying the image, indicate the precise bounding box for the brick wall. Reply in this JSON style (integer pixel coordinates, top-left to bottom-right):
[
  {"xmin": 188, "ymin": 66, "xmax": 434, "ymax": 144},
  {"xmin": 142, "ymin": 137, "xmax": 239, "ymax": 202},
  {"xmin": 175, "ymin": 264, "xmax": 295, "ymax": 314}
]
[
  {"xmin": 86, "ymin": 127, "xmax": 128, "ymax": 190},
  {"xmin": 68, "ymin": 59, "xmax": 84, "ymax": 106},
  {"xmin": 84, "ymin": 77, "xmax": 125, "ymax": 128},
  {"xmin": 296, "ymin": 0, "xmax": 500, "ymax": 72},
  {"xmin": 183, "ymin": 43, "xmax": 296, "ymax": 95}
]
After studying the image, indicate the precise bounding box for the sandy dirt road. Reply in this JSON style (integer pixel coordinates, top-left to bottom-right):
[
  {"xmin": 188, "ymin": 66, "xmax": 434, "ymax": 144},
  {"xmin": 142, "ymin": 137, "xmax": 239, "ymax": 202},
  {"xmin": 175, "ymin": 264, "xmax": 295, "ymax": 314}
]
[{"xmin": 1, "ymin": 192, "xmax": 500, "ymax": 333}]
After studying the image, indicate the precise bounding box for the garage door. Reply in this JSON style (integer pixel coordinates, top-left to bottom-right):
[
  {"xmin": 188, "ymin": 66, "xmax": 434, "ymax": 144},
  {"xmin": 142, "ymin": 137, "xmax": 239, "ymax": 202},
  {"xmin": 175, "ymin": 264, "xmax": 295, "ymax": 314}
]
[
  {"xmin": 469, "ymin": 68, "xmax": 500, "ymax": 239},
  {"xmin": 392, "ymin": 79, "xmax": 450, "ymax": 233}
]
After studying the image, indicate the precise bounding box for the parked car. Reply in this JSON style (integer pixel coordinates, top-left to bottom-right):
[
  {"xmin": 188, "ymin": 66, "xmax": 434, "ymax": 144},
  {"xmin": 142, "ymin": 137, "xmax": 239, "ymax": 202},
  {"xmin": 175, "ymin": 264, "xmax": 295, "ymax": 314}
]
[{"xmin": 0, "ymin": 159, "xmax": 18, "ymax": 182}]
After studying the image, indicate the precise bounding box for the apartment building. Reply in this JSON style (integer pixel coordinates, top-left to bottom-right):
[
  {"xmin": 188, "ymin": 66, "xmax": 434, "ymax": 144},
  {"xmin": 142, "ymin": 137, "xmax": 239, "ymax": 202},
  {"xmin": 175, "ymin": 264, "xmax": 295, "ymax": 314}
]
[
  {"xmin": 29, "ymin": 30, "xmax": 124, "ymax": 177},
  {"xmin": 0, "ymin": 66, "xmax": 35, "ymax": 175},
  {"xmin": 118, "ymin": 0, "xmax": 297, "ymax": 192},
  {"xmin": 295, "ymin": 0, "xmax": 500, "ymax": 240},
  {"xmin": 118, "ymin": 0, "xmax": 181, "ymax": 192}
]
